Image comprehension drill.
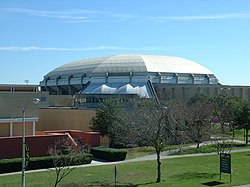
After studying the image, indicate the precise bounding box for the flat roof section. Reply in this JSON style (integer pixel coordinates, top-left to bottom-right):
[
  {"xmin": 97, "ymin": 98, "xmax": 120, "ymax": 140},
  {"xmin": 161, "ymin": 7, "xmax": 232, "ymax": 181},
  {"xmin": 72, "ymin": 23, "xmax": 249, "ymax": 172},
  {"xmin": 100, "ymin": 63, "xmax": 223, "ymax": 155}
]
[{"xmin": 0, "ymin": 84, "xmax": 39, "ymax": 92}]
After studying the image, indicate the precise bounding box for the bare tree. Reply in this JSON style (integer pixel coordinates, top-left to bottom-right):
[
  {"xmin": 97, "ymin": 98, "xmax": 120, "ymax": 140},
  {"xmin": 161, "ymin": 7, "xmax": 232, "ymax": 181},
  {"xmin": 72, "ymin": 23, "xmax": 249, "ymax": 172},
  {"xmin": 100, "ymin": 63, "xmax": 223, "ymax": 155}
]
[
  {"xmin": 211, "ymin": 95, "xmax": 240, "ymax": 133},
  {"xmin": 214, "ymin": 139, "xmax": 234, "ymax": 155},
  {"xmin": 185, "ymin": 95, "xmax": 214, "ymax": 148},
  {"xmin": 210, "ymin": 119, "xmax": 235, "ymax": 155},
  {"xmin": 48, "ymin": 139, "xmax": 87, "ymax": 187},
  {"xmin": 121, "ymin": 99, "xmax": 184, "ymax": 183}
]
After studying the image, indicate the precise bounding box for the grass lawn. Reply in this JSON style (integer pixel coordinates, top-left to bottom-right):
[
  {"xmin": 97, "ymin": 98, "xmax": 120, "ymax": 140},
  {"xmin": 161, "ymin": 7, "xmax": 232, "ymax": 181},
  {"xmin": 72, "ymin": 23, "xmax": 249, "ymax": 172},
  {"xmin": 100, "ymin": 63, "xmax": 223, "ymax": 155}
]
[
  {"xmin": 172, "ymin": 143, "xmax": 250, "ymax": 155},
  {"xmin": 125, "ymin": 146, "xmax": 156, "ymax": 159},
  {"xmin": 223, "ymin": 129, "xmax": 250, "ymax": 142},
  {"xmin": 1, "ymin": 151, "xmax": 250, "ymax": 187},
  {"xmin": 125, "ymin": 144, "xmax": 185, "ymax": 159},
  {"xmin": 234, "ymin": 129, "xmax": 250, "ymax": 142}
]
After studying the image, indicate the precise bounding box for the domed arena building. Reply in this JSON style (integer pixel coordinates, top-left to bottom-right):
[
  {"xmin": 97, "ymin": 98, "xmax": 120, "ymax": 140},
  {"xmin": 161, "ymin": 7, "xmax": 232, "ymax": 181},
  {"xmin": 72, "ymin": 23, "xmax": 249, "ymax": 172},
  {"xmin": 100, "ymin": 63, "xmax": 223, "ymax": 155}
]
[
  {"xmin": 40, "ymin": 54, "xmax": 224, "ymax": 107},
  {"xmin": 1, "ymin": 54, "xmax": 250, "ymax": 150}
]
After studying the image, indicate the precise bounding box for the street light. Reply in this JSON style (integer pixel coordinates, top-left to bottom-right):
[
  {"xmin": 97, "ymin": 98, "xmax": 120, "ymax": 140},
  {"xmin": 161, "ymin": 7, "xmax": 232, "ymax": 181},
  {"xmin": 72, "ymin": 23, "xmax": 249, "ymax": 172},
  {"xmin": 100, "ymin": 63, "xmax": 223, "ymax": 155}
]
[{"xmin": 22, "ymin": 98, "xmax": 40, "ymax": 187}]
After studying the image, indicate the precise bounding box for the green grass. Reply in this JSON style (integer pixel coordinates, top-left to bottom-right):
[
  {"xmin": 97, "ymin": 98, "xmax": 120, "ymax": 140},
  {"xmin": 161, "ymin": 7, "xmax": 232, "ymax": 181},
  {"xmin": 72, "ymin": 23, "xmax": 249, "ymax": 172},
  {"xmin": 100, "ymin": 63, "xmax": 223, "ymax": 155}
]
[
  {"xmin": 125, "ymin": 145, "xmax": 185, "ymax": 159},
  {"xmin": 233, "ymin": 129, "xmax": 250, "ymax": 142},
  {"xmin": 124, "ymin": 128, "xmax": 248, "ymax": 160},
  {"xmin": 1, "ymin": 151, "xmax": 250, "ymax": 187},
  {"xmin": 173, "ymin": 143, "xmax": 250, "ymax": 155},
  {"xmin": 221, "ymin": 129, "xmax": 250, "ymax": 142},
  {"xmin": 125, "ymin": 146, "xmax": 156, "ymax": 160},
  {"xmin": 210, "ymin": 126, "xmax": 249, "ymax": 143}
]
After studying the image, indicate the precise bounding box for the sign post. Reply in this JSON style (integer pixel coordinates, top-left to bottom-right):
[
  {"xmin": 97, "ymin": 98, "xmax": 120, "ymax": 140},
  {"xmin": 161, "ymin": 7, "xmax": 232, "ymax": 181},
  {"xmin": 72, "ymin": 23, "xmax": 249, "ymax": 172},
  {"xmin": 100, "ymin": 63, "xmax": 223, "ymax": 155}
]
[
  {"xmin": 220, "ymin": 153, "xmax": 232, "ymax": 182},
  {"xmin": 114, "ymin": 165, "xmax": 117, "ymax": 186}
]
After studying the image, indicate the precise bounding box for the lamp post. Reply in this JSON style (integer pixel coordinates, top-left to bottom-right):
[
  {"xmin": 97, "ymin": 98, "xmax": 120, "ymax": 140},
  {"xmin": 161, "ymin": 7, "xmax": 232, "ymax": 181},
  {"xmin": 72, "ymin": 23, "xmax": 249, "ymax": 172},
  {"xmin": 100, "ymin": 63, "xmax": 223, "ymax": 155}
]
[{"xmin": 22, "ymin": 98, "xmax": 40, "ymax": 187}]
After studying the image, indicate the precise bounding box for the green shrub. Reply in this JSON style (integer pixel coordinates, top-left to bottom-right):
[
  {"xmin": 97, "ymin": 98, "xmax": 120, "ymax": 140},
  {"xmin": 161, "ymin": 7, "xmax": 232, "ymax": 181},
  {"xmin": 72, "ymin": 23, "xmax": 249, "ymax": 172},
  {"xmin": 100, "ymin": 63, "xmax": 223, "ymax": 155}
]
[
  {"xmin": 0, "ymin": 153, "xmax": 92, "ymax": 174},
  {"xmin": 0, "ymin": 158, "xmax": 22, "ymax": 174},
  {"xmin": 90, "ymin": 146, "xmax": 127, "ymax": 161}
]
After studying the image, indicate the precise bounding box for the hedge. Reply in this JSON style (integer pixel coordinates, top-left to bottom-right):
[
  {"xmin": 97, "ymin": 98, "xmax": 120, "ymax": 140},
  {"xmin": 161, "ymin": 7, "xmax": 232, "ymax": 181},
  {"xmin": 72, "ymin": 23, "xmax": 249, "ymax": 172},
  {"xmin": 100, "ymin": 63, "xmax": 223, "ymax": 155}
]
[
  {"xmin": 0, "ymin": 153, "xmax": 92, "ymax": 174},
  {"xmin": 90, "ymin": 146, "xmax": 127, "ymax": 161}
]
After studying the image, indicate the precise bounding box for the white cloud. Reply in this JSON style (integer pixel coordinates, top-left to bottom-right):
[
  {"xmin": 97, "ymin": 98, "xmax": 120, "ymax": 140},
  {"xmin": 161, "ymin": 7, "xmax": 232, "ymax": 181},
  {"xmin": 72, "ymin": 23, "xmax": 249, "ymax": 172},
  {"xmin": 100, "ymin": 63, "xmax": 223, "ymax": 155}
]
[
  {"xmin": 149, "ymin": 13, "xmax": 250, "ymax": 22},
  {"xmin": 3, "ymin": 8, "xmax": 133, "ymax": 23},
  {"xmin": 0, "ymin": 46, "xmax": 162, "ymax": 52},
  {"xmin": 0, "ymin": 45, "xmax": 217, "ymax": 52},
  {"xmin": 4, "ymin": 7, "xmax": 250, "ymax": 23}
]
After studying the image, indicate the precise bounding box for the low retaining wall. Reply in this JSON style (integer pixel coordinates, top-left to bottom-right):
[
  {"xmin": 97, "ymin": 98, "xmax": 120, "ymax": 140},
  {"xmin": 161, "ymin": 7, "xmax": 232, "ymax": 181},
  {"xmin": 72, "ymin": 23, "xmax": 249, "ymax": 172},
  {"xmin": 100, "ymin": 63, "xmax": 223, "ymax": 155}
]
[
  {"xmin": 0, "ymin": 130, "xmax": 100, "ymax": 159},
  {"xmin": 0, "ymin": 134, "xmax": 67, "ymax": 159}
]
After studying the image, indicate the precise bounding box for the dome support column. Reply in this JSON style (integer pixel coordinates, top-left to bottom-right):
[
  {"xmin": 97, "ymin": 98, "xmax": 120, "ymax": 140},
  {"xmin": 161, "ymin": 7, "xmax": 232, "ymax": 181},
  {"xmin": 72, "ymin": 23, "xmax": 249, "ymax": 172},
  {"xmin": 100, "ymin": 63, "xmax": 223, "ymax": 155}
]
[
  {"xmin": 175, "ymin": 73, "xmax": 179, "ymax": 84},
  {"xmin": 129, "ymin": 72, "xmax": 133, "ymax": 83},
  {"xmin": 68, "ymin": 75, "xmax": 73, "ymax": 95},
  {"xmin": 158, "ymin": 72, "xmax": 161, "ymax": 83},
  {"xmin": 191, "ymin": 74, "xmax": 195, "ymax": 84},
  {"xmin": 206, "ymin": 74, "xmax": 210, "ymax": 84},
  {"xmin": 105, "ymin": 73, "xmax": 109, "ymax": 83}
]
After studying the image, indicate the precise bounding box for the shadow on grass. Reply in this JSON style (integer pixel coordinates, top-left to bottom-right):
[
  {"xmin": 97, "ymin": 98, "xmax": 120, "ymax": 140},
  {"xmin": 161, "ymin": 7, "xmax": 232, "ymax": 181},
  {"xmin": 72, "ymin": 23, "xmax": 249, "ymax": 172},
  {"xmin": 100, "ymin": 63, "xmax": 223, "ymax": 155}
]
[
  {"xmin": 234, "ymin": 144, "xmax": 249, "ymax": 148},
  {"xmin": 135, "ymin": 181, "xmax": 156, "ymax": 186},
  {"xmin": 202, "ymin": 181, "xmax": 224, "ymax": 186},
  {"xmin": 61, "ymin": 181, "xmax": 156, "ymax": 186},
  {"xmin": 86, "ymin": 182, "xmax": 156, "ymax": 187},
  {"xmin": 171, "ymin": 172, "xmax": 217, "ymax": 181},
  {"xmin": 245, "ymin": 153, "xmax": 250, "ymax": 157}
]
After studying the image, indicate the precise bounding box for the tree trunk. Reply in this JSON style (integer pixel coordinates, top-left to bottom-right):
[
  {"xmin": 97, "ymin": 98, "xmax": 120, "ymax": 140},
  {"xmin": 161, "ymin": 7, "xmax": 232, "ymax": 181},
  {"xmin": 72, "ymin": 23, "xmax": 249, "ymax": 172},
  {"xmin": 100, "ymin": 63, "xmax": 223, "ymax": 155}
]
[
  {"xmin": 196, "ymin": 141, "xmax": 200, "ymax": 148},
  {"xmin": 221, "ymin": 122, "xmax": 225, "ymax": 132},
  {"xmin": 156, "ymin": 151, "xmax": 161, "ymax": 183},
  {"xmin": 54, "ymin": 170, "xmax": 60, "ymax": 187},
  {"xmin": 246, "ymin": 129, "xmax": 249, "ymax": 144}
]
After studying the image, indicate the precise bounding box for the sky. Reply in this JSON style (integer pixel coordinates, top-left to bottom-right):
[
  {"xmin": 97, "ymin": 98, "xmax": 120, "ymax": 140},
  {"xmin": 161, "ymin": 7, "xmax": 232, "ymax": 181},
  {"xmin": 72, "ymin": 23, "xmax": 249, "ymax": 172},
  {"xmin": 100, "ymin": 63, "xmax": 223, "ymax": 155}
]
[{"xmin": 0, "ymin": 0, "xmax": 250, "ymax": 85}]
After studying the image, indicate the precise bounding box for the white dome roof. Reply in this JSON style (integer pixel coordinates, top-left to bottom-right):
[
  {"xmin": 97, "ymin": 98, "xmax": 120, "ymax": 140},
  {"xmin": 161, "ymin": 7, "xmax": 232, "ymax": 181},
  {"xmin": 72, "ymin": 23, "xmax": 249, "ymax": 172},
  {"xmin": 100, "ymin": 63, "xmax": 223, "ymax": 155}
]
[{"xmin": 45, "ymin": 54, "xmax": 214, "ymax": 78}]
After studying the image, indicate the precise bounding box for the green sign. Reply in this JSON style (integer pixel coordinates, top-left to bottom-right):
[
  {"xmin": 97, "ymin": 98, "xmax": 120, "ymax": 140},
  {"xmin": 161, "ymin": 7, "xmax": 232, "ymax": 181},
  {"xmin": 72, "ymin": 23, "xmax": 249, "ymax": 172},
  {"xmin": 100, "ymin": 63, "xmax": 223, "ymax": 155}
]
[
  {"xmin": 220, "ymin": 153, "xmax": 231, "ymax": 174},
  {"xmin": 25, "ymin": 144, "xmax": 30, "ymax": 168}
]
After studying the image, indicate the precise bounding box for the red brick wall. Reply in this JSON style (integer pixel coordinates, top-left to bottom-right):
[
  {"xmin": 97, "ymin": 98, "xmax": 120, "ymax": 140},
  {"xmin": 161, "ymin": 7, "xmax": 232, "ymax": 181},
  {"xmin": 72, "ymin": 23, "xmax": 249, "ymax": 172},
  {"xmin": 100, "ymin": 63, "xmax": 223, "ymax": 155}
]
[
  {"xmin": 44, "ymin": 130, "xmax": 100, "ymax": 148},
  {"xmin": 0, "ymin": 134, "xmax": 67, "ymax": 159},
  {"xmin": 0, "ymin": 130, "xmax": 100, "ymax": 159}
]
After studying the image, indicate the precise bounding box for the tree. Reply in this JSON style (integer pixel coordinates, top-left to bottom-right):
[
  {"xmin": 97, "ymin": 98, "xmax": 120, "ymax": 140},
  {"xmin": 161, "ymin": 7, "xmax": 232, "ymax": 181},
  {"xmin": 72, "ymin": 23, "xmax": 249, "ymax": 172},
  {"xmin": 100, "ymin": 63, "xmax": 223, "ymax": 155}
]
[
  {"xmin": 48, "ymin": 139, "xmax": 87, "ymax": 187},
  {"xmin": 90, "ymin": 98, "xmax": 121, "ymax": 147},
  {"xmin": 234, "ymin": 101, "xmax": 250, "ymax": 144},
  {"xmin": 211, "ymin": 95, "xmax": 241, "ymax": 133},
  {"xmin": 185, "ymin": 94, "xmax": 214, "ymax": 148},
  {"xmin": 120, "ymin": 99, "xmax": 184, "ymax": 183}
]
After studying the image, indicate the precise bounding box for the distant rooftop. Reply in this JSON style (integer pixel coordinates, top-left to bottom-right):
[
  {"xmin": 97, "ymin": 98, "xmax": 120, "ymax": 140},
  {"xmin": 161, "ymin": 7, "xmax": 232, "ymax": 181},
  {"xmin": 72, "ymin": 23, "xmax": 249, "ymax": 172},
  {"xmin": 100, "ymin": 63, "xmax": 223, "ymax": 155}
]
[{"xmin": 0, "ymin": 84, "xmax": 39, "ymax": 92}]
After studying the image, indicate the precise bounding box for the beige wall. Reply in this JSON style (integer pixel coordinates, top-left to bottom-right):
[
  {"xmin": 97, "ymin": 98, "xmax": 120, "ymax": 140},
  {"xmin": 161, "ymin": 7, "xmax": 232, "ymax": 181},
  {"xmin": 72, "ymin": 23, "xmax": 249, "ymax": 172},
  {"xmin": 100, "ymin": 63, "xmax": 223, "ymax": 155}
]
[
  {"xmin": 0, "ymin": 122, "xmax": 34, "ymax": 137},
  {"xmin": 0, "ymin": 123, "xmax": 9, "ymax": 137},
  {"xmin": 37, "ymin": 108, "xmax": 96, "ymax": 132},
  {"xmin": 12, "ymin": 122, "xmax": 33, "ymax": 136},
  {"xmin": 0, "ymin": 91, "xmax": 74, "ymax": 118},
  {"xmin": 36, "ymin": 108, "xmax": 111, "ymax": 145},
  {"xmin": 0, "ymin": 92, "xmax": 45, "ymax": 118}
]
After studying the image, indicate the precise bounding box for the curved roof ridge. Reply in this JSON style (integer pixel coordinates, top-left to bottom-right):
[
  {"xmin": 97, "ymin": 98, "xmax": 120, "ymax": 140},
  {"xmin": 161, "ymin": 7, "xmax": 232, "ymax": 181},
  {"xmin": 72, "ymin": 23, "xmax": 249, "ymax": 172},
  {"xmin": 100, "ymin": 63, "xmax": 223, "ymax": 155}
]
[{"xmin": 44, "ymin": 54, "xmax": 214, "ymax": 78}]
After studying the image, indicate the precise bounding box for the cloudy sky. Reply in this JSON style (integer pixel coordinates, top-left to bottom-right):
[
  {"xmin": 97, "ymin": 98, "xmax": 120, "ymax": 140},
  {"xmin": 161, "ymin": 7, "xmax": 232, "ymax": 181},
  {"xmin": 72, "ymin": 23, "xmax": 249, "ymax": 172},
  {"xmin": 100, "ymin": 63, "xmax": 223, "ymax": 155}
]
[{"xmin": 1, "ymin": 0, "xmax": 250, "ymax": 85}]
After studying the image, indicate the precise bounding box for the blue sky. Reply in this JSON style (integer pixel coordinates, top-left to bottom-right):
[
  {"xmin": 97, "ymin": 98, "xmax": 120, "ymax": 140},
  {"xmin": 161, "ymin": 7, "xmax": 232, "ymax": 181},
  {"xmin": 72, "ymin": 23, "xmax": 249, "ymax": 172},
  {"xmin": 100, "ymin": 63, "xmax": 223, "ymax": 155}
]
[{"xmin": 1, "ymin": 0, "xmax": 250, "ymax": 85}]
